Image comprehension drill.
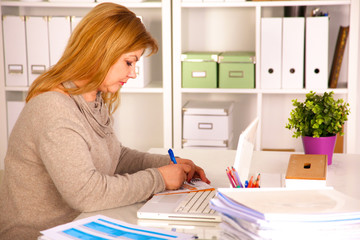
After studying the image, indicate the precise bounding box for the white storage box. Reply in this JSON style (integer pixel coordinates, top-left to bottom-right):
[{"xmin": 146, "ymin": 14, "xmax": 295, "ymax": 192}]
[
  {"xmin": 182, "ymin": 101, "xmax": 234, "ymax": 148},
  {"xmin": 285, "ymin": 154, "xmax": 327, "ymax": 189}
]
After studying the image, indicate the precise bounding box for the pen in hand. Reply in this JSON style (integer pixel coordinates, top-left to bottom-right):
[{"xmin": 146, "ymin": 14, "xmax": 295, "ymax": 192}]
[{"xmin": 168, "ymin": 149, "xmax": 177, "ymax": 164}]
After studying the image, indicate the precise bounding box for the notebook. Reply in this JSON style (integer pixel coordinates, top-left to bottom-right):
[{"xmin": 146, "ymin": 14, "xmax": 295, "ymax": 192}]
[{"xmin": 137, "ymin": 118, "xmax": 259, "ymax": 223}]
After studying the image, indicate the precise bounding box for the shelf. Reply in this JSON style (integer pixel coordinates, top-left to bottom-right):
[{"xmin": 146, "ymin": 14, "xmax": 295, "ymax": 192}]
[
  {"xmin": 0, "ymin": 1, "xmax": 162, "ymax": 8},
  {"xmin": 172, "ymin": 0, "xmax": 357, "ymax": 152},
  {"xmin": 5, "ymin": 81, "xmax": 164, "ymax": 93},
  {"xmin": 181, "ymin": 0, "xmax": 350, "ymax": 8},
  {"xmin": 181, "ymin": 88, "xmax": 348, "ymax": 94},
  {"xmin": 260, "ymin": 88, "xmax": 348, "ymax": 94},
  {"xmin": 5, "ymin": 86, "xmax": 29, "ymax": 92},
  {"xmin": 181, "ymin": 88, "xmax": 257, "ymax": 94}
]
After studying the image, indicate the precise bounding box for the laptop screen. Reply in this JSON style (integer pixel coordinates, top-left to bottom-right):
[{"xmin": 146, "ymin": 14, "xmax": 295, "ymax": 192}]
[{"xmin": 233, "ymin": 117, "xmax": 259, "ymax": 184}]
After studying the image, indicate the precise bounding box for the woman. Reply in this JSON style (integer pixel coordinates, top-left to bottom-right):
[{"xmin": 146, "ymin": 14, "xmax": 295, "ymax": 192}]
[{"xmin": 0, "ymin": 3, "xmax": 209, "ymax": 239}]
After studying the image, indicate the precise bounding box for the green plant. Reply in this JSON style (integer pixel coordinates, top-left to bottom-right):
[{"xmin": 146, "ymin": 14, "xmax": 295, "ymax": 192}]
[{"xmin": 286, "ymin": 91, "xmax": 350, "ymax": 138}]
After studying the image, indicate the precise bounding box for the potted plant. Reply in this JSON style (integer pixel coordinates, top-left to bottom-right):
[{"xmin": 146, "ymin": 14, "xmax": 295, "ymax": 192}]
[{"xmin": 286, "ymin": 91, "xmax": 350, "ymax": 165}]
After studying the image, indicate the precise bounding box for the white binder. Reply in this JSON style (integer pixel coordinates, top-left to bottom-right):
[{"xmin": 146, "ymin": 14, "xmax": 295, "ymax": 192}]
[
  {"xmin": 7, "ymin": 101, "xmax": 25, "ymax": 137},
  {"xmin": 2, "ymin": 16, "xmax": 28, "ymax": 87},
  {"xmin": 260, "ymin": 18, "xmax": 282, "ymax": 89},
  {"xmin": 48, "ymin": 16, "xmax": 71, "ymax": 66},
  {"xmin": 26, "ymin": 16, "xmax": 50, "ymax": 86},
  {"xmin": 305, "ymin": 16, "xmax": 329, "ymax": 90},
  {"xmin": 282, "ymin": 17, "xmax": 305, "ymax": 89}
]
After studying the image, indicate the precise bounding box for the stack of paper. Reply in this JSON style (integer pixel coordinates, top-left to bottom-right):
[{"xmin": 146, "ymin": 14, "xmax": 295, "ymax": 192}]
[{"xmin": 210, "ymin": 188, "xmax": 360, "ymax": 240}]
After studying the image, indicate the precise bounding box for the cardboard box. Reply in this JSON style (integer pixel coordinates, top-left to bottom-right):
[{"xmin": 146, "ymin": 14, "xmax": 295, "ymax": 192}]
[
  {"xmin": 182, "ymin": 101, "xmax": 234, "ymax": 148},
  {"xmin": 285, "ymin": 154, "xmax": 327, "ymax": 189},
  {"xmin": 218, "ymin": 51, "xmax": 255, "ymax": 89},
  {"xmin": 181, "ymin": 52, "xmax": 219, "ymax": 88}
]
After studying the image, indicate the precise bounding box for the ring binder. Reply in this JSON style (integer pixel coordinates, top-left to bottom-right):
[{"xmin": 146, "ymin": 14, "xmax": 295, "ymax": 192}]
[{"xmin": 8, "ymin": 65, "xmax": 23, "ymax": 74}]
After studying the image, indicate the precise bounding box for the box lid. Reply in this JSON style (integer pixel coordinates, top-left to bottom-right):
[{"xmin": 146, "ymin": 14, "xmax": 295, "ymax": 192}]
[
  {"xmin": 183, "ymin": 101, "xmax": 234, "ymax": 116},
  {"xmin": 181, "ymin": 52, "xmax": 219, "ymax": 62},
  {"xmin": 285, "ymin": 154, "xmax": 327, "ymax": 180},
  {"xmin": 218, "ymin": 51, "xmax": 255, "ymax": 63}
]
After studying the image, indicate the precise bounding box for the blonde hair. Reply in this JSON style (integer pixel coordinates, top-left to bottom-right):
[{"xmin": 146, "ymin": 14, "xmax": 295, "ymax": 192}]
[{"xmin": 26, "ymin": 2, "xmax": 158, "ymax": 114}]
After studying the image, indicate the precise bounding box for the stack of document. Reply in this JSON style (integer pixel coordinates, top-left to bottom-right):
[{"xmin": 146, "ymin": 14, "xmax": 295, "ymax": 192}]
[{"xmin": 210, "ymin": 188, "xmax": 360, "ymax": 240}]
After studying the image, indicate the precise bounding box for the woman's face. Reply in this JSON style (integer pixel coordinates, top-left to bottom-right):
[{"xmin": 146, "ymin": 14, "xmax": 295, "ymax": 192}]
[{"xmin": 99, "ymin": 49, "xmax": 144, "ymax": 93}]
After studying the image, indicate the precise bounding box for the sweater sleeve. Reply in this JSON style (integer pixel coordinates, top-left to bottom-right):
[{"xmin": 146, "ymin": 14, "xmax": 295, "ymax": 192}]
[
  {"xmin": 33, "ymin": 94, "xmax": 168, "ymax": 212},
  {"xmin": 115, "ymin": 146, "xmax": 170, "ymax": 175}
]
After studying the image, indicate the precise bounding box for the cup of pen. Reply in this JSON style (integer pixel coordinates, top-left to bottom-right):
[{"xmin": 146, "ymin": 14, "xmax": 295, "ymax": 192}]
[{"xmin": 226, "ymin": 167, "xmax": 260, "ymax": 188}]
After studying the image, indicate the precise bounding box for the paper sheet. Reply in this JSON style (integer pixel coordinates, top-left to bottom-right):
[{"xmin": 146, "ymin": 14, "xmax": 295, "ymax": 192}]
[
  {"xmin": 156, "ymin": 178, "xmax": 215, "ymax": 195},
  {"xmin": 40, "ymin": 215, "xmax": 195, "ymax": 240}
]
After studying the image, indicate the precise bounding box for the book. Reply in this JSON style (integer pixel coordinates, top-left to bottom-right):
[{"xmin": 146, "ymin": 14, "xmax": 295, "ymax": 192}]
[
  {"xmin": 329, "ymin": 26, "xmax": 349, "ymax": 88},
  {"xmin": 285, "ymin": 154, "xmax": 327, "ymax": 189}
]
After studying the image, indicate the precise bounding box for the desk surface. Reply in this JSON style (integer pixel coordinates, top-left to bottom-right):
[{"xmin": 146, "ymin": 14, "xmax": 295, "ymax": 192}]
[{"xmin": 76, "ymin": 149, "xmax": 360, "ymax": 239}]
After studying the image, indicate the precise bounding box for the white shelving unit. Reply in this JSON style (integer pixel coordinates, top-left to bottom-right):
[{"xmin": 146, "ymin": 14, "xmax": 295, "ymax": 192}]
[
  {"xmin": 1, "ymin": 0, "xmax": 360, "ymax": 170},
  {"xmin": 172, "ymin": 0, "xmax": 359, "ymax": 153},
  {"xmin": 0, "ymin": 0, "xmax": 172, "ymax": 169}
]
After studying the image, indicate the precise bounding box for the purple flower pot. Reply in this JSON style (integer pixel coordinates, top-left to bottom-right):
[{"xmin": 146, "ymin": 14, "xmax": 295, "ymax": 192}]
[{"xmin": 301, "ymin": 135, "xmax": 337, "ymax": 165}]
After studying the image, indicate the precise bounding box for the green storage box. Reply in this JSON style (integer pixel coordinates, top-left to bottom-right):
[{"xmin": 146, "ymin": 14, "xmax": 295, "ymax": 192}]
[
  {"xmin": 181, "ymin": 52, "xmax": 219, "ymax": 88},
  {"xmin": 218, "ymin": 52, "xmax": 255, "ymax": 89}
]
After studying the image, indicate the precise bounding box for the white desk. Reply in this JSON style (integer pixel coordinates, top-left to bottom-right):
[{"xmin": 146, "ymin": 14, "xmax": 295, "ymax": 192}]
[{"xmin": 76, "ymin": 149, "xmax": 360, "ymax": 239}]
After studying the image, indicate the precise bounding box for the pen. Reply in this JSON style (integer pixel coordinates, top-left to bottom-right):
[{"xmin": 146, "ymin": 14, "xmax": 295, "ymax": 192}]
[
  {"xmin": 255, "ymin": 174, "xmax": 261, "ymax": 188},
  {"xmin": 168, "ymin": 149, "xmax": 177, "ymax": 164},
  {"xmin": 231, "ymin": 166, "xmax": 243, "ymax": 188},
  {"xmin": 228, "ymin": 168, "xmax": 238, "ymax": 186},
  {"xmin": 248, "ymin": 176, "xmax": 254, "ymax": 188},
  {"xmin": 226, "ymin": 169, "xmax": 236, "ymax": 188}
]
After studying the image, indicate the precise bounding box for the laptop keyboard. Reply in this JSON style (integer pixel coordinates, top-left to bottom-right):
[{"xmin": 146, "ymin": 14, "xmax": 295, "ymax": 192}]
[{"xmin": 175, "ymin": 190, "xmax": 216, "ymax": 214}]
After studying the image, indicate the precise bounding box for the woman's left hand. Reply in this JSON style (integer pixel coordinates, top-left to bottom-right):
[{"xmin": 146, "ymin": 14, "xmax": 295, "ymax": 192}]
[{"xmin": 172, "ymin": 158, "xmax": 211, "ymax": 184}]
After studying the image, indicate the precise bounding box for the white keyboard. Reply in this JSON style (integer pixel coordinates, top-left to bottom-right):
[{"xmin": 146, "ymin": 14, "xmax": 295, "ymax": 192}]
[{"xmin": 175, "ymin": 190, "xmax": 216, "ymax": 214}]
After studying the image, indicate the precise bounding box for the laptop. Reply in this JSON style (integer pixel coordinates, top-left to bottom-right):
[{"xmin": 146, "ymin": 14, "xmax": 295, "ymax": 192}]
[{"xmin": 137, "ymin": 118, "xmax": 259, "ymax": 222}]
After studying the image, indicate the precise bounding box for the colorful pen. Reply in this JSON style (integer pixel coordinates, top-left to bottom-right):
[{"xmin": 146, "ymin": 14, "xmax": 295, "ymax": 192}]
[
  {"xmin": 232, "ymin": 166, "xmax": 243, "ymax": 188},
  {"xmin": 255, "ymin": 174, "xmax": 261, "ymax": 188},
  {"xmin": 168, "ymin": 149, "xmax": 177, "ymax": 164},
  {"xmin": 226, "ymin": 169, "xmax": 236, "ymax": 188},
  {"xmin": 248, "ymin": 176, "xmax": 254, "ymax": 188},
  {"xmin": 227, "ymin": 167, "xmax": 237, "ymax": 187}
]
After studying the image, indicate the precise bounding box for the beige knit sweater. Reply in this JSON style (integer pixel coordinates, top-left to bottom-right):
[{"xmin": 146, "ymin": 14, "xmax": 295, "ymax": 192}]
[{"xmin": 0, "ymin": 91, "xmax": 169, "ymax": 239}]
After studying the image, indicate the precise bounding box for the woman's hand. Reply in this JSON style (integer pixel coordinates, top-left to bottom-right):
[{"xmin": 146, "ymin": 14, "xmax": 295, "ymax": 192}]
[
  {"xmin": 176, "ymin": 158, "xmax": 211, "ymax": 184},
  {"xmin": 158, "ymin": 164, "xmax": 191, "ymax": 190},
  {"xmin": 157, "ymin": 157, "xmax": 211, "ymax": 190}
]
